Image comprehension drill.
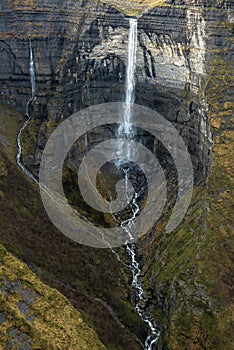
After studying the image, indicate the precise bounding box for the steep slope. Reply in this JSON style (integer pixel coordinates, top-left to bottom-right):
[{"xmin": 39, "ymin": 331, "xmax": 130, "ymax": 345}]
[
  {"xmin": 0, "ymin": 244, "xmax": 106, "ymax": 350},
  {"xmin": 0, "ymin": 103, "xmax": 143, "ymax": 349},
  {"xmin": 140, "ymin": 12, "xmax": 234, "ymax": 350}
]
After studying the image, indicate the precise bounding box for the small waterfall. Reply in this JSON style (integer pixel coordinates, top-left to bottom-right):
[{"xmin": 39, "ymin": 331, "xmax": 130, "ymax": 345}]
[
  {"xmin": 16, "ymin": 38, "xmax": 38, "ymax": 183},
  {"xmin": 117, "ymin": 19, "xmax": 161, "ymax": 349}
]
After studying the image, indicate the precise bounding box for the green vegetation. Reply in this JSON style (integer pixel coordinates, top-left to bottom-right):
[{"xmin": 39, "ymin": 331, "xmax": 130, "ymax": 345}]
[
  {"xmin": 0, "ymin": 104, "xmax": 142, "ymax": 350},
  {"xmin": 0, "ymin": 244, "xmax": 106, "ymax": 349},
  {"xmin": 141, "ymin": 18, "xmax": 234, "ymax": 350},
  {"xmin": 1, "ymin": 3, "xmax": 233, "ymax": 349}
]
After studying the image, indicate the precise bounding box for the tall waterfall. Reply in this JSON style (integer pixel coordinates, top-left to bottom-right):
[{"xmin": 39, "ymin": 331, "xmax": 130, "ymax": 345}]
[
  {"xmin": 16, "ymin": 38, "xmax": 38, "ymax": 183},
  {"xmin": 119, "ymin": 18, "xmax": 138, "ymax": 134},
  {"xmin": 117, "ymin": 19, "xmax": 160, "ymax": 350},
  {"xmin": 117, "ymin": 18, "xmax": 138, "ymax": 164},
  {"xmin": 29, "ymin": 39, "xmax": 36, "ymax": 103}
]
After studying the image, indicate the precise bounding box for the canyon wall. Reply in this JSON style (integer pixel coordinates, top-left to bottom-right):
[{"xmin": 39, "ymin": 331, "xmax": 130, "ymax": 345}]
[
  {"xmin": 1, "ymin": 0, "xmax": 232, "ymax": 178},
  {"xmin": 0, "ymin": 1, "xmax": 233, "ymax": 349}
]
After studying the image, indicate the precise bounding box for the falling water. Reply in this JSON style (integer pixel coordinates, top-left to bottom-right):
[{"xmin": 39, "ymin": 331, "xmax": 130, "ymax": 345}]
[
  {"xmin": 29, "ymin": 39, "xmax": 36, "ymax": 102},
  {"xmin": 16, "ymin": 38, "xmax": 38, "ymax": 183},
  {"xmin": 117, "ymin": 19, "xmax": 161, "ymax": 349},
  {"xmin": 117, "ymin": 18, "xmax": 138, "ymax": 164},
  {"xmin": 119, "ymin": 18, "xmax": 138, "ymax": 132}
]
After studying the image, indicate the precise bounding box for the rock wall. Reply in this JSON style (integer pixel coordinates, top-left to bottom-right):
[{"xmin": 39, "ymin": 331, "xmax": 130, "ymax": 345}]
[{"xmin": 1, "ymin": 0, "xmax": 231, "ymax": 179}]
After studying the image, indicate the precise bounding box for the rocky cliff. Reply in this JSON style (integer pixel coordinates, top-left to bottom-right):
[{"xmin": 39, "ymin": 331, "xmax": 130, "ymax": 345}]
[
  {"xmin": 0, "ymin": 0, "xmax": 233, "ymax": 349},
  {"xmin": 0, "ymin": 0, "xmax": 224, "ymax": 179}
]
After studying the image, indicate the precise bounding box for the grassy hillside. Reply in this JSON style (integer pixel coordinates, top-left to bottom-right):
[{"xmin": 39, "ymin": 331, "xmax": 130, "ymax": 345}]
[
  {"xmin": 0, "ymin": 244, "xmax": 106, "ymax": 349},
  {"xmin": 0, "ymin": 106, "xmax": 107, "ymax": 349},
  {"xmin": 0, "ymin": 104, "xmax": 143, "ymax": 349}
]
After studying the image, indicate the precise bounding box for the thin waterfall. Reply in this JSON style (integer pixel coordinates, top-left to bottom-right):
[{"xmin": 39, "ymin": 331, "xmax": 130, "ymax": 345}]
[
  {"xmin": 117, "ymin": 18, "xmax": 138, "ymax": 165},
  {"xmin": 119, "ymin": 18, "xmax": 138, "ymax": 134},
  {"xmin": 29, "ymin": 39, "xmax": 36, "ymax": 102},
  {"xmin": 16, "ymin": 38, "xmax": 38, "ymax": 183},
  {"xmin": 124, "ymin": 18, "xmax": 137, "ymax": 125},
  {"xmin": 118, "ymin": 19, "xmax": 161, "ymax": 349}
]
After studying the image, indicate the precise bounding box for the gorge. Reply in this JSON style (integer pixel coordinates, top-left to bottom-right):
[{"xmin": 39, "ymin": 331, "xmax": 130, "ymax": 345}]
[{"xmin": 0, "ymin": 1, "xmax": 233, "ymax": 349}]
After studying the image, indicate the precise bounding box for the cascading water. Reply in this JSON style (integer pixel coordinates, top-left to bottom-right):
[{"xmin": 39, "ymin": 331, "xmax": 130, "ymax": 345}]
[
  {"xmin": 16, "ymin": 38, "xmax": 38, "ymax": 183},
  {"xmin": 118, "ymin": 19, "xmax": 161, "ymax": 349},
  {"xmin": 121, "ymin": 172, "xmax": 160, "ymax": 350}
]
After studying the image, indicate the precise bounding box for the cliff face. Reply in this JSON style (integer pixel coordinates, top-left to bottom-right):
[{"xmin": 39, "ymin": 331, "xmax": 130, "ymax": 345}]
[
  {"xmin": 0, "ymin": 0, "xmax": 223, "ymax": 179},
  {"xmin": 0, "ymin": 1, "xmax": 233, "ymax": 350}
]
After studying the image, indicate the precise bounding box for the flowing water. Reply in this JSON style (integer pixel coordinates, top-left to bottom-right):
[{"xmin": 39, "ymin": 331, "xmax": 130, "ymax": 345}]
[
  {"xmin": 16, "ymin": 39, "xmax": 38, "ymax": 183},
  {"xmin": 118, "ymin": 19, "xmax": 161, "ymax": 349},
  {"xmin": 118, "ymin": 18, "xmax": 138, "ymax": 135},
  {"xmin": 117, "ymin": 18, "xmax": 138, "ymax": 164}
]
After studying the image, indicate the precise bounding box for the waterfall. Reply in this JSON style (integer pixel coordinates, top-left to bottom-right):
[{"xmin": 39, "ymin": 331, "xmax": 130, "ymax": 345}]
[
  {"xmin": 117, "ymin": 18, "xmax": 161, "ymax": 349},
  {"xmin": 16, "ymin": 38, "xmax": 38, "ymax": 183},
  {"xmin": 120, "ymin": 18, "xmax": 138, "ymax": 133},
  {"xmin": 29, "ymin": 39, "xmax": 36, "ymax": 102},
  {"xmin": 117, "ymin": 18, "xmax": 138, "ymax": 165}
]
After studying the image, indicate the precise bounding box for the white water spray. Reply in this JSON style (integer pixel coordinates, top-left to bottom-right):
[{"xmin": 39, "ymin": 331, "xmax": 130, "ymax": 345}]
[{"xmin": 16, "ymin": 39, "xmax": 38, "ymax": 183}]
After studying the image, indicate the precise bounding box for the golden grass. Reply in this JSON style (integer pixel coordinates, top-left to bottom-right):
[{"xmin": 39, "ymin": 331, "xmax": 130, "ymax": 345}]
[
  {"xmin": 100, "ymin": 0, "xmax": 167, "ymax": 17},
  {"xmin": 0, "ymin": 244, "xmax": 106, "ymax": 349}
]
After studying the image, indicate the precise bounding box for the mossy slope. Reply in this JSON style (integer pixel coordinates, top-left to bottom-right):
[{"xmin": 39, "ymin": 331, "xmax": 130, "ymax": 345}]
[
  {"xmin": 141, "ymin": 15, "xmax": 234, "ymax": 350},
  {"xmin": 0, "ymin": 104, "xmax": 142, "ymax": 349},
  {"xmin": 0, "ymin": 244, "xmax": 106, "ymax": 349}
]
